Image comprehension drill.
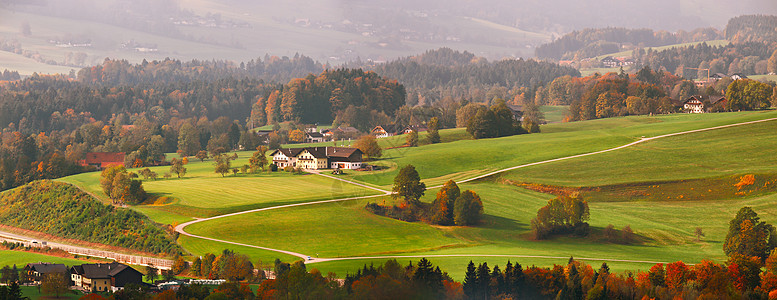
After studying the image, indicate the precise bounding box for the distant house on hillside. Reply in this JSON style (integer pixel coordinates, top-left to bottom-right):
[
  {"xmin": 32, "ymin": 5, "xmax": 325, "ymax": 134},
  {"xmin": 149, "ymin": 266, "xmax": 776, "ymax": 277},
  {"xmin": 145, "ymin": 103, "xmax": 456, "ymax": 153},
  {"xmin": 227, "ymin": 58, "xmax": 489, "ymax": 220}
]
[
  {"xmin": 601, "ymin": 56, "xmax": 620, "ymax": 68},
  {"xmin": 24, "ymin": 263, "xmax": 66, "ymax": 283},
  {"xmin": 401, "ymin": 124, "xmax": 427, "ymax": 134},
  {"xmin": 270, "ymin": 147, "xmax": 363, "ymax": 170},
  {"xmin": 71, "ymin": 262, "xmax": 143, "ymax": 293},
  {"xmin": 683, "ymin": 95, "xmax": 727, "ymax": 113},
  {"xmin": 371, "ymin": 125, "xmax": 402, "ymax": 138},
  {"xmin": 79, "ymin": 152, "xmax": 125, "ymax": 169},
  {"xmin": 305, "ymin": 132, "xmax": 327, "ymax": 143}
]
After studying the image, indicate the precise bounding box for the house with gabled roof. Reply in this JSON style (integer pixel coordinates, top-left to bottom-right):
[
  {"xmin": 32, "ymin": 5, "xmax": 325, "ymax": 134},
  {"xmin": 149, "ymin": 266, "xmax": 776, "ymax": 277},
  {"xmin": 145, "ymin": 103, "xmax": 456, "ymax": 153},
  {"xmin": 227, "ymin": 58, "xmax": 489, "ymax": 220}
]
[
  {"xmin": 270, "ymin": 147, "xmax": 363, "ymax": 170},
  {"xmin": 305, "ymin": 132, "xmax": 327, "ymax": 143},
  {"xmin": 371, "ymin": 125, "xmax": 402, "ymax": 138},
  {"xmin": 70, "ymin": 262, "xmax": 143, "ymax": 293},
  {"xmin": 683, "ymin": 95, "xmax": 727, "ymax": 113},
  {"xmin": 24, "ymin": 263, "xmax": 67, "ymax": 283}
]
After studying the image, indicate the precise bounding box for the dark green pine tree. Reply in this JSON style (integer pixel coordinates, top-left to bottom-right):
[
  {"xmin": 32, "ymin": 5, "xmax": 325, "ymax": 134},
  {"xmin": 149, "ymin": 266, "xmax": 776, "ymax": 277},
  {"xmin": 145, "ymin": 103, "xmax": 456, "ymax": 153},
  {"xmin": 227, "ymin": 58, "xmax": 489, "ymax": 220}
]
[
  {"xmin": 476, "ymin": 262, "xmax": 491, "ymax": 300},
  {"xmin": 510, "ymin": 262, "xmax": 525, "ymax": 298},
  {"xmin": 463, "ymin": 261, "xmax": 478, "ymax": 298},
  {"xmin": 490, "ymin": 265, "xmax": 505, "ymax": 296}
]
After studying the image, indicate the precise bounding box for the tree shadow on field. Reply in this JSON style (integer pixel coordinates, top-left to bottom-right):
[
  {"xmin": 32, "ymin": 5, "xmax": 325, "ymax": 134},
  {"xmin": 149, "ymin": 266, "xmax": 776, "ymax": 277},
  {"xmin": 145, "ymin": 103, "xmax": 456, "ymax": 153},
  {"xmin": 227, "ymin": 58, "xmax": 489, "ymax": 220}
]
[{"xmin": 479, "ymin": 214, "xmax": 529, "ymax": 232}]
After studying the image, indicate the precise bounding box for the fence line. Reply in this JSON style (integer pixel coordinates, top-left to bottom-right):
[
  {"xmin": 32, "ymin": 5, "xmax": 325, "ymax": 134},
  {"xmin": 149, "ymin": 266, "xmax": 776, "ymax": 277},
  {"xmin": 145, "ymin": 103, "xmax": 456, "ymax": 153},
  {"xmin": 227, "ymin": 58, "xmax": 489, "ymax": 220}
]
[{"xmin": 1, "ymin": 235, "xmax": 172, "ymax": 269}]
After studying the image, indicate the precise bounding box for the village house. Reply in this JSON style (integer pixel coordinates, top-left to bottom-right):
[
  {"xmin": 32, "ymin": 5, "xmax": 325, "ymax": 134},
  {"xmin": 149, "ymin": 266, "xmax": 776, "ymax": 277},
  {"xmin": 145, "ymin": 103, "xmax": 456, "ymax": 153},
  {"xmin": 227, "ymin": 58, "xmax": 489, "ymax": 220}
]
[
  {"xmin": 70, "ymin": 262, "xmax": 144, "ymax": 293},
  {"xmin": 270, "ymin": 147, "xmax": 363, "ymax": 170},
  {"xmin": 24, "ymin": 263, "xmax": 67, "ymax": 283},
  {"xmin": 305, "ymin": 132, "xmax": 327, "ymax": 143},
  {"xmin": 402, "ymin": 124, "xmax": 428, "ymax": 134},
  {"xmin": 683, "ymin": 95, "xmax": 727, "ymax": 113},
  {"xmin": 371, "ymin": 124, "xmax": 402, "ymax": 138},
  {"xmin": 79, "ymin": 152, "xmax": 125, "ymax": 169}
]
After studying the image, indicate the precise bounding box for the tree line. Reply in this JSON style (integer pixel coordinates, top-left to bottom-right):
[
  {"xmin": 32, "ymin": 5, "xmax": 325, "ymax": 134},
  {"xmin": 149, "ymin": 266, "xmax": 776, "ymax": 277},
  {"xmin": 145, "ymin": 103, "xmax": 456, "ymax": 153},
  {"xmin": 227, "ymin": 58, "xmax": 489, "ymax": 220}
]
[
  {"xmin": 249, "ymin": 68, "xmax": 405, "ymax": 126},
  {"xmin": 535, "ymin": 27, "xmax": 723, "ymax": 60}
]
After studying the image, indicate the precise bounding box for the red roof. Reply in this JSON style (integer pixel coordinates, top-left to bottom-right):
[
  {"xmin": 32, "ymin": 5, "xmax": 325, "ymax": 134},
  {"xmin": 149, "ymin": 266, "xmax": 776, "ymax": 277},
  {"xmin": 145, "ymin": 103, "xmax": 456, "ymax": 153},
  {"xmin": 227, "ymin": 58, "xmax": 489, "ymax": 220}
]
[{"xmin": 81, "ymin": 152, "xmax": 125, "ymax": 168}]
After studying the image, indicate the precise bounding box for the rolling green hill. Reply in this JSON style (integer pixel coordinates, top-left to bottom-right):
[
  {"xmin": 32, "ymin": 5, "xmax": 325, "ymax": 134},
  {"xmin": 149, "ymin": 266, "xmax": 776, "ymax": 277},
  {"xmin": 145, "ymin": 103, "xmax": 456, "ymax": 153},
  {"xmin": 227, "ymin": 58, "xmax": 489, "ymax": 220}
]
[{"xmin": 52, "ymin": 110, "xmax": 777, "ymax": 278}]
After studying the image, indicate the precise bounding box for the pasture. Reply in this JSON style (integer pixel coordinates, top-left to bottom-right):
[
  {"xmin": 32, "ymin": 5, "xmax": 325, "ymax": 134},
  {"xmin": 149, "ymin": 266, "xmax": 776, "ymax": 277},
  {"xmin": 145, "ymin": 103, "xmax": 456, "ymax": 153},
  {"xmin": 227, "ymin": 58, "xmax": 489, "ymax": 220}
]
[
  {"xmin": 59, "ymin": 155, "xmax": 380, "ymax": 220},
  {"xmin": 0, "ymin": 250, "xmax": 97, "ymax": 267},
  {"xmin": 179, "ymin": 110, "xmax": 777, "ymax": 279},
  {"xmin": 342, "ymin": 110, "xmax": 777, "ymax": 187}
]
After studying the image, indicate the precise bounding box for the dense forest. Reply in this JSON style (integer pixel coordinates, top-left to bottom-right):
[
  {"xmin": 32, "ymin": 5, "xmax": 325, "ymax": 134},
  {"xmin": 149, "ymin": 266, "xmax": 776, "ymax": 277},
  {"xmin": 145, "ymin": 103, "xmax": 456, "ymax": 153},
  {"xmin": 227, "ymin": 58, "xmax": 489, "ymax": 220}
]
[
  {"xmin": 535, "ymin": 27, "xmax": 723, "ymax": 60},
  {"xmin": 372, "ymin": 48, "xmax": 581, "ymax": 106},
  {"xmin": 0, "ymin": 180, "xmax": 180, "ymax": 255},
  {"xmin": 77, "ymin": 55, "xmax": 324, "ymax": 86},
  {"xmin": 636, "ymin": 41, "xmax": 775, "ymax": 79},
  {"xmin": 248, "ymin": 69, "xmax": 405, "ymax": 126}
]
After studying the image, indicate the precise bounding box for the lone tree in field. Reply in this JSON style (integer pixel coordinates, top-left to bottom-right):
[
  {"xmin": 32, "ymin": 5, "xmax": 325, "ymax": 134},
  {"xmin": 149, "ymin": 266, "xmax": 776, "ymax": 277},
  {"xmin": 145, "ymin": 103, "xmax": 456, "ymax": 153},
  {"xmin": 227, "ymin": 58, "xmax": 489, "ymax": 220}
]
[
  {"xmin": 170, "ymin": 158, "xmax": 187, "ymax": 178},
  {"xmin": 724, "ymin": 206, "xmax": 777, "ymax": 261},
  {"xmin": 392, "ymin": 165, "xmax": 425, "ymax": 206},
  {"xmin": 427, "ymin": 117, "xmax": 441, "ymax": 144},
  {"xmin": 354, "ymin": 135, "xmax": 382, "ymax": 160},
  {"xmin": 195, "ymin": 150, "xmax": 209, "ymax": 162},
  {"xmin": 214, "ymin": 154, "xmax": 233, "ymax": 177},
  {"xmin": 100, "ymin": 165, "xmax": 146, "ymax": 205},
  {"xmin": 249, "ymin": 146, "xmax": 268, "ymax": 173}
]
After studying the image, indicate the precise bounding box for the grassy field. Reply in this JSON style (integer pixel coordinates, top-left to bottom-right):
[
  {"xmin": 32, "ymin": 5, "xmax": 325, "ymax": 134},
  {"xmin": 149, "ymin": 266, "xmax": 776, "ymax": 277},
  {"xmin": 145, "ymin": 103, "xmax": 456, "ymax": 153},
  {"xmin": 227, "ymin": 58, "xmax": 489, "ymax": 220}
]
[
  {"xmin": 59, "ymin": 154, "xmax": 379, "ymax": 220},
  {"xmin": 178, "ymin": 110, "xmax": 777, "ymax": 279},
  {"xmin": 339, "ymin": 110, "xmax": 777, "ymax": 188},
  {"xmin": 750, "ymin": 74, "xmax": 777, "ymax": 82},
  {"xmin": 540, "ymin": 105, "xmax": 569, "ymax": 123},
  {"xmin": 0, "ymin": 250, "xmax": 96, "ymax": 267},
  {"xmin": 501, "ymin": 117, "xmax": 777, "ymax": 186}
]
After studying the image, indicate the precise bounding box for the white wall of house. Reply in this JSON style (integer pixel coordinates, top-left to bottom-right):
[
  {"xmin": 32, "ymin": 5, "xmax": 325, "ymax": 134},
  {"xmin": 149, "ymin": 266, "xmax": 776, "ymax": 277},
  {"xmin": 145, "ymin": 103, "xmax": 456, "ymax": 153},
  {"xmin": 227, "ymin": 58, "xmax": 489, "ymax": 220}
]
[{"xmin": 331, "ymin": 162, "xmax": 362, "ymax": 169}]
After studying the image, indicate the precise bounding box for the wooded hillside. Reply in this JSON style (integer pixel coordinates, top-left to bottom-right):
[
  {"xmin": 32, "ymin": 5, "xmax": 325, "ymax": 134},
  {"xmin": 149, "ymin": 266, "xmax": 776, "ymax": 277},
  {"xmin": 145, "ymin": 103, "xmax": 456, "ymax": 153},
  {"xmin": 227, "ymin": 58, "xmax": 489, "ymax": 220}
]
[{"xmin": 0, "ymin": 180, "xmax": 180, "ymax": 255}]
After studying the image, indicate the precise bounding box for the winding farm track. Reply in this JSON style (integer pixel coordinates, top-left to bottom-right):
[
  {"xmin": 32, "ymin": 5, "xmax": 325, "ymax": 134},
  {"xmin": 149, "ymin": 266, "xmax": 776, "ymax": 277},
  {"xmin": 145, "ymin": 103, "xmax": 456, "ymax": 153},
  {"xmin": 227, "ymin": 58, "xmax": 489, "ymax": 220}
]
[{"xmin": 175, "ymin": 116, "xmax": 777, "ymax": 265}]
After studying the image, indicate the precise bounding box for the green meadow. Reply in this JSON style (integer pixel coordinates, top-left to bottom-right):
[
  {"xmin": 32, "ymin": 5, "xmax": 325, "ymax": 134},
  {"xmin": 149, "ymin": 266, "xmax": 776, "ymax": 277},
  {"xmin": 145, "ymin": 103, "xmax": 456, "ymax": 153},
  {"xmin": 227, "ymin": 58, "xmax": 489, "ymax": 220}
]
[
  {"xmin": 177, "ymin": 110, "xmax": 777, "ymax": 279},
  {"xmin": 0, "ymin": 250, "xmax": 98, "ymax": 267},
  {"xmin": 341, "ymin": 110, "xmax": 777, "ymax": 187},
  {"xmin": 51, "ymin": 110, "xmax": 777, "ymax": 278},
  {"xmin": 59, "ymin": 153, "xmax": 380, "ymax": 221}
]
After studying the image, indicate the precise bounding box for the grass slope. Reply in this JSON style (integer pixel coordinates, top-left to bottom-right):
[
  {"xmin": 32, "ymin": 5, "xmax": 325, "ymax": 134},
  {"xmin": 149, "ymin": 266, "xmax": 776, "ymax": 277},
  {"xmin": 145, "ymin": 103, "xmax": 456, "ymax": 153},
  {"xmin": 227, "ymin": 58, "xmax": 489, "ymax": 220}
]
[
  {"xmin": 0, "ymin": 250, "xmax": 95, "ymax": 267},
  {"xmin": 59, "ymin": 155, "xmax": 379, "ymax": 220},
  {"xmin": 343, "ymin": 110, "xmax": 777, "ymax": 187},
  {"xmin": 181, "ymin": 111, "xmax": 777, "ymax": 279}
]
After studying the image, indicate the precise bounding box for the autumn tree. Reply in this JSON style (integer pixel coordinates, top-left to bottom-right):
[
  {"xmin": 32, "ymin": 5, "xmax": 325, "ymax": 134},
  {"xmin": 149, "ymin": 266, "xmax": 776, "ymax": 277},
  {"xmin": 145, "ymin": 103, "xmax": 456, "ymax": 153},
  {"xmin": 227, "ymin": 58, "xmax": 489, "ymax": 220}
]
[
  {"xmin": 288, "ymin": 129, "xmax": 305, "ymax": 143},
  {"xmin": 427, "ymin": 117, "xmax": 441, "ymax": 144},
  {"xmin": 430, "ymin": 180, "xmax": 460, "ymax": 225},
  {"xmin": 170, "ymin": 158, "xmax": 187, "ymax": 178},
  {"xmin": 100, "ymin": 165, "xmax": 145, "ymax": 205},
  {"xmin": 406, "ymin": 130, "xmax": 418, "ymax": 147},
  {"xmin": 195, "ymin": 150, "xmax": 209, "ymax": 162},
  {"xmin": 453, "ymin": 190, "xmax": 484, "ymax": 226},
  {"xmin": 726, "ymin": 79, "xmax": 773, "ymax": 111},
  {"xmin": 724, "ymin": 206, "xmax": 777, "ymax": 261},
  {"xmin": 177, "ymin": 123, "xmax": 200, "ymax": 156},
  {"xmin": 531, "ymin": 194, "xmax": 590, "ymax": 239},
  {"xmin": 41, "ymin": 272, "xmax": 69, "ymax": 298},
  {"xmin": 214, "ymin": 154, "xmax": 233, "ymax": 177},
  {"xmin": 354, "ymin": 135, "xmax": 382, "ymax": 160},
  {"xmin": 392, "ymin": 165, "xmax": 426, "ymax": 206},
  {"xmin": 249, "ymin": 146, "xmax": 268, "ymax": 173}
]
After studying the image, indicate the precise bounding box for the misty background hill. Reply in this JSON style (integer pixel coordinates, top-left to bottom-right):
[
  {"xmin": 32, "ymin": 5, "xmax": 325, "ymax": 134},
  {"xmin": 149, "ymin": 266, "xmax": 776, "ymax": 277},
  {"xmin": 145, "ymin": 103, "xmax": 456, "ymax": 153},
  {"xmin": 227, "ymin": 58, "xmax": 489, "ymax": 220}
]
[{"xmin": 0, "ymin": 0, "xmax": 775, "ymax": 75}]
